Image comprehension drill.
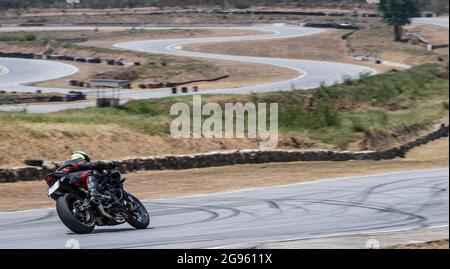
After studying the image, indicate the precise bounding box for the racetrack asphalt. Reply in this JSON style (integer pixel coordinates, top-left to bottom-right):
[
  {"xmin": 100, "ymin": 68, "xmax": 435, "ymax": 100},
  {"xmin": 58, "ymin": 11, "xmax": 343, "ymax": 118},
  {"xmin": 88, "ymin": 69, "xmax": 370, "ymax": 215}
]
[{"xmin": 0, "ymin": 168, "xmax": 447, "ymax": 249}]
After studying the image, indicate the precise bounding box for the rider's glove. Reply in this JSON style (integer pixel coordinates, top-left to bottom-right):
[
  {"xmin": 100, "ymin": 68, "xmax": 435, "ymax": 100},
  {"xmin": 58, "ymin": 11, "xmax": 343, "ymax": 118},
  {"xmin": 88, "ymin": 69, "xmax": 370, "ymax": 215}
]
[
  {"xmin": 107, "ymin": 162, "xmax": 117, "ymax": 169},
  {"xmin": 96, "ymin": 162, "xmax": 116, "ymax": 171}
]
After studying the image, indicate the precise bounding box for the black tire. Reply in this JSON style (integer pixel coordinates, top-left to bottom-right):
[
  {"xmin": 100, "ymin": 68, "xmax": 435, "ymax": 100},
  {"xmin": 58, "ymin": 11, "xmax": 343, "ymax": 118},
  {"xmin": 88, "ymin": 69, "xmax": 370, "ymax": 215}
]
[
  {"xmin": 125, "ymin": 193, "xmax": 150, "ymax": 229},
  {"xmin": 56, "ymin": 193, "xmax": 96, "ymax": 234}
]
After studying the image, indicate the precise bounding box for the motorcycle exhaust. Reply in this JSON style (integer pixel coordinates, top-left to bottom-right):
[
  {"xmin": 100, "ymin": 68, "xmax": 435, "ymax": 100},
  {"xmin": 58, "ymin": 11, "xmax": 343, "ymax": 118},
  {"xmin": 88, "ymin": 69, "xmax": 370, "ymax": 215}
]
[{"xmin": 92, "ymin": 199, "xmax": 115, "ymax": 220}]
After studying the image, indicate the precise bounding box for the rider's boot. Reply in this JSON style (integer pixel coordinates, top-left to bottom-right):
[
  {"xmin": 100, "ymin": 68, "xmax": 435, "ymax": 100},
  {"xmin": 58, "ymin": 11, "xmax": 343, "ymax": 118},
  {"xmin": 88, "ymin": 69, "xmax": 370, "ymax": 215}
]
[{"xmin": 87, "ymin": 176, "xmax": 102, "ymax": 199}]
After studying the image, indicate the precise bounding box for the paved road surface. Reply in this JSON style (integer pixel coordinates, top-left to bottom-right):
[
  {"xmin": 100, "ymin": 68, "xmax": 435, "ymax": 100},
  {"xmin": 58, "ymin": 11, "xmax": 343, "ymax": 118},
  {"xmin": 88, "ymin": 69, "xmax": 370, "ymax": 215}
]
[
  {"xmin": 0, "ymin": 168, "xmax": 447, "ymax": 249},
  {"xmin": 412, "ymin": 17, "xmax": 449, "ymax": 28}
]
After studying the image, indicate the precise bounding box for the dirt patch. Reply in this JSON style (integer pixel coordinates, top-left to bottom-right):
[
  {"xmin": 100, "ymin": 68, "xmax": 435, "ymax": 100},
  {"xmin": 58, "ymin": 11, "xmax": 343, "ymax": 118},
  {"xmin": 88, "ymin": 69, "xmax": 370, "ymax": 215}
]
[
  {"xmin": 358, "ymin": 122, "xmax": 434, "ymax": 150},
  {"xmin": 405, "ymin": 23, "xmax": 449, "ymax": 55},
  {"xmin": 184, "ymin": 29, "xmax": 388, "ymax": 72},
  {"xmin": 0, "ymin": 136, "xmax": 447, "ymax": 211},
  {"xmin": 406, "ymin": 23, "xmax": 449, "ymax": 45},
  {"xmin": 130, "ymin": 57, "xmax": 299, "ymax": 91},
  {"xmin": 186, "ymin": 29, "xmax": 349, "ymax": 62},
  {"xmin": 257, "ymin": 227, "xmax": 449, "ymax": 249},
  {"xmin": 389, "ymin": 240, "xmax": 449, "ymax": 249},
  {"xmin": 349, "ymin": 22, "xmax": 449, "ymax": 66}
]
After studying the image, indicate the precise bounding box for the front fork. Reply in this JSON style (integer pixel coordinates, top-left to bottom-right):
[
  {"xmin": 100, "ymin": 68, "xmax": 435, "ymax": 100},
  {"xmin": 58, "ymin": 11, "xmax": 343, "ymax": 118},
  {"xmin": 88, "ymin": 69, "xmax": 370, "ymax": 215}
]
[{"xmin": 125, "ymin": 194, "xmax": 139, "ymax": 212}]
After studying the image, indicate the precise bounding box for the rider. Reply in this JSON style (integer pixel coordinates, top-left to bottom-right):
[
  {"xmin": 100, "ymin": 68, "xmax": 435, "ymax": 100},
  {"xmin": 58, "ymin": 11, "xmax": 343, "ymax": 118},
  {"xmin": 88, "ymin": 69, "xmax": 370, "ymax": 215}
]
[{"xmin": 55, "ymin": 151, "xmax": 115, "ymax": 199}]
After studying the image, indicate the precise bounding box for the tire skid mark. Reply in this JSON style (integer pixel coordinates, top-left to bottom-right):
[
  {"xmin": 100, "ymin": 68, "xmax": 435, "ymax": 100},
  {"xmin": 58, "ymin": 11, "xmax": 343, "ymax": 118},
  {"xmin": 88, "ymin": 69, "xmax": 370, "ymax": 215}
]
[
  {"xmin": 348, "ymin": 175, "xmax": 447, "ymax": 205},
  {"xmin": 148, "ymin": 202, "xmax": 220, "ymax": 228},
  {"xmin": 276, "ymin": 198, "xmax": 429, "ymax": 227},
  {"xmin": 0, "ymin": 210, "xmax": 56, "ymax": 228},
  {"xmin": 334, "ymin": 176, "xmax": 448, "ymax": 217},
  {"xmin": 265, "ymin": 200, "xmax": 282, "ymax": 210},
  {"xmin": 430, "ymin": 181, "xmax": 449, "ymax": 195}
]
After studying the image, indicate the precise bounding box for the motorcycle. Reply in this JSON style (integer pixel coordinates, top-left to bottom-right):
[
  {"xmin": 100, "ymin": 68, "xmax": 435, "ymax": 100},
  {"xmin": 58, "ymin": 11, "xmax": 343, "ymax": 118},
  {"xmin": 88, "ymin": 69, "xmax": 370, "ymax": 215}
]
[{"xmin": 46, "ymin": 168, "xmax": 150, "ymax": 234}]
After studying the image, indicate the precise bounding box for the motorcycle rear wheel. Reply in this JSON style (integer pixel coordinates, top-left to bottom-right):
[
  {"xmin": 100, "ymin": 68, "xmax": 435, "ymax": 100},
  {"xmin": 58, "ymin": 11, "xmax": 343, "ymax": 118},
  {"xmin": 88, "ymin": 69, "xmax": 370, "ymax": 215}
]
[{"xmin": 56, "ymin": 193, "xmax": 96, "ymax": 234}]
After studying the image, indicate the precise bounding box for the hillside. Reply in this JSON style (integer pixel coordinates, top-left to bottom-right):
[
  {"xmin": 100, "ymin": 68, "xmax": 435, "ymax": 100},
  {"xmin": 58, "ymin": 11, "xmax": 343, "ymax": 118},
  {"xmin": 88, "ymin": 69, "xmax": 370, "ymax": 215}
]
[
  {"xmin": 1, "ymin": 0, "xmax": 448, "ymax": 13},
  {"xmin": 0, "ymin": 63, "xmax": 448, "ymax": 166}
]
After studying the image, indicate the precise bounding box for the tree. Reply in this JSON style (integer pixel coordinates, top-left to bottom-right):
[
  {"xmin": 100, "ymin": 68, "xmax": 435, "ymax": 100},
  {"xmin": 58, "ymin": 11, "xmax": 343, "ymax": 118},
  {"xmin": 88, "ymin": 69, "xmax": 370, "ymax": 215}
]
[{"xmin": 379, "ymin": 0, "xmax": 419, "ymax": 41}]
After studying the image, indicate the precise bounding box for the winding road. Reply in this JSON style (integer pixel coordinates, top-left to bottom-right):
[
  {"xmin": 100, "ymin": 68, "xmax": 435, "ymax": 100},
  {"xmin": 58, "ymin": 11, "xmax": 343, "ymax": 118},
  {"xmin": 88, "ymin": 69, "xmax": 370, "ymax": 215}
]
[
  {"xmin": 0, "ymin": 169, "xmax": 447, "ymax": 248},
  {"xmin": 0, "ymin": 25, "xmax": 376, "ymax": 113},
  {"xmin": 0, "ymin": 18, "xmax": 448, "ymax": 113}
]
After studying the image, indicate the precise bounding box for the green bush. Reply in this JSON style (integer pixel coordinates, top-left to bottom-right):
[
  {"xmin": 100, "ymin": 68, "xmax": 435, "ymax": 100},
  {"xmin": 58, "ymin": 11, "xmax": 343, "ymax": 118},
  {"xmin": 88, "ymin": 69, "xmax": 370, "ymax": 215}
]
[
  {"xmin": 311, "ymin": 64, "xmax": 448, "ymax": 104},
  {"xmin": 26, "ymin": 17, "xmax": 47, "ymax": 24},
  {"xmin": 350, "ymin": 118, "xmax": 367, "ymax": 133},
  {"xmin": 0, "ymin": 33, "xmax": 37, "ymax": 42},
  {"xmin": 233, "ymin": 0, "xmax": 251, "ymax": 9}
]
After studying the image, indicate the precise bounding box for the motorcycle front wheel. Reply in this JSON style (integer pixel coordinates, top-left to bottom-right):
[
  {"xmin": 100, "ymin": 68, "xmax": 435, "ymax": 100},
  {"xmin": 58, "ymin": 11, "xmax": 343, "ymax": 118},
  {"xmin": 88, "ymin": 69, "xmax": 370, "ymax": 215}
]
[
  {"xmin": 125, "ymin": 193, "xmax": 150, "ymax": 229},
  {"xmin": 56, "ymin": 193, "xmax": 96, "ymax": 234}
]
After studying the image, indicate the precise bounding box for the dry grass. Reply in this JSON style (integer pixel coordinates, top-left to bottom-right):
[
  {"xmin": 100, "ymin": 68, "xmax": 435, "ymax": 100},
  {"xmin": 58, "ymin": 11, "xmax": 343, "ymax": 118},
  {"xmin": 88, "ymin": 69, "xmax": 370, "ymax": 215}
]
[
  {"xmin": 0, "ymin": 136, "xmax": 447, "ymax": 212},
  {"xmin": 406, "ymin": 23, "xmax": 449, "ymax": 45},
  {"xmin": 186, "ymin": 29, "xmax": 349, "ymax": 62},
  {"xmin": 405, "ymin": 22, "xmax": 450, "ymax": 55},
  {"xmin": 184, "ymin": 29, "xmax": 394, "ymax": 72},
  {"xmin": 0, "ymin": 120, "xmax": 329, "ymax": 167},
  {"xmin": 349, "ymin": 22, "xmax": 448, "ymax": 66}
]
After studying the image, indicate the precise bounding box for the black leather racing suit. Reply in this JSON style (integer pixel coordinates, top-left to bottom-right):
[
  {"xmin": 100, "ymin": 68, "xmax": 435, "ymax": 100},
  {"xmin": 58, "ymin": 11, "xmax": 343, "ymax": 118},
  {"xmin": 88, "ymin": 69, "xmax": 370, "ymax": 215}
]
[{"xmin": 55, "ymin": 158, "xmax": 115, "ymax": 193}]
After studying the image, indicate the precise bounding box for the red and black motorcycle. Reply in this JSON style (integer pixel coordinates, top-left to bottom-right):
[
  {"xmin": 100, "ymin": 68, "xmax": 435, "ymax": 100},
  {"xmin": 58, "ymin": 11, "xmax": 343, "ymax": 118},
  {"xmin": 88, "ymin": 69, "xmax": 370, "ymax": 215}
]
[{"xmin": 46, "ymin": 169, "xmax": 149, "ymax": 234}]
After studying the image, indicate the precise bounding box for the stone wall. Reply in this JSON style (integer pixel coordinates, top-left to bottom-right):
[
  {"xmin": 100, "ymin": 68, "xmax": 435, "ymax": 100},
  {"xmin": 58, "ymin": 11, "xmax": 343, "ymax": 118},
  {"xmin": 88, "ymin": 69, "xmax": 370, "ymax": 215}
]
[{"xmin": 0, "ymin": 124, "xmax": 448, "ymax": 183}]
